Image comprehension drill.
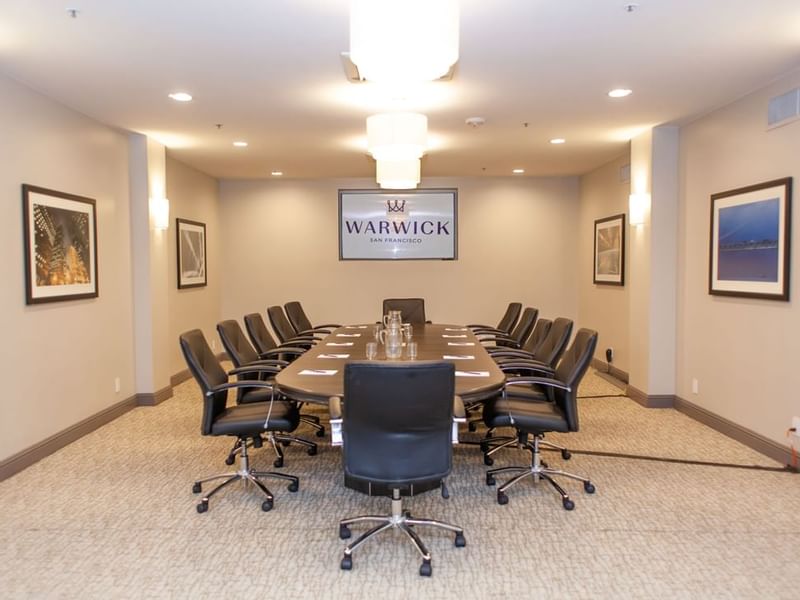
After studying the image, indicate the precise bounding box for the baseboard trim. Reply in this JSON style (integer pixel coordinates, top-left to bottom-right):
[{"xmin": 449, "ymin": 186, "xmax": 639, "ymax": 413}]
[
  {"xmin": 170, "ymin": 368, "xmax": 191, "ymax": 387},
  {"xmin": 0, "ymin": 394, "xmax": 138, "ymax": 482},
  {"xmin": 135, "ymin": 385, "xmax": 173, "ymax": 407},
  {"xmin": 626, "ymin": 385, "xmax": 675, "ymax": 408},
  {"xmin": 591, "ymin": 359, "xmax": 629, "ymax": 384},
  {"xmin": 673, "ymin": 395, "xmax": 793, "ymax": 467}
]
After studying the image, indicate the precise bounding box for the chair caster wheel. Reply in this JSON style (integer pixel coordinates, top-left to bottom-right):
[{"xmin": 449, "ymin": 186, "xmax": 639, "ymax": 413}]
[
  {"xmin": 192, "ymin": 482, "xmax": 202, "ymax": 494},
  {"xmin": 307, "ymin": 446, "xmax": 317, "ymax": 456},
  {"xmin": 483, "ymin": 455, "xmax": 494, "ymax": 466},
  {"xmin": 196, "ymin": 501, "xmax": 208, "ymax": 514},
  {"xmin": 584, "ymin": 481, "xmax": 596, "ymax": 494},
  {"xmin": 339, "ymin": 524, "xmax": 351, "ymax": 539},
  {"xmin": 468, "ymin": 422, "xmax": 477, "ymax": 432},
  {"xmin": 454, "ymin": 533, "xmax": 466, "ymax": 548},
  {"xmin": 340, "ymin": 555, "xmax": 352, "ymax": 570},
  {"xmin": 479, "ymin": 443, "xmax": 489, "ymax": 452},
  {"xmin": 485, "ymin": 474, "xmax": 496, "ymax": 486},
  {"xmin": 497, "ymin": 491, "xmax": 509, "ymax": 505},
  {"xmin": 315, "ymin": 428, "xmax": 326, "ymax": 438},
  {"xmin": 261, "ymin": 499, "xmax": 274, "ymax": 512},
  {"xmin": 287, "ymin": 481, "xmax": 299, "ymax": 493},
  {"xmin": 280, "ymin": 440, "xmax": 291, "ymax": 447},
  {"xmin": 562, "ymin": 449, "xmax": 571, "ymax": 460},
  {"xmin": 224, "ymin": 455, "xmax": 235, "ymax": 466},
  {"xmin": 273, "ymin": 458, "xmax": 284, "ymax": 468},
  {"xmin": 419, "ymin": 560, "xmax": 432, "ymax": 577},
  {"xmin": 562, "ymin": 498, "xmax": 575, "ymax": 511},
  {"xmin": 403, "ymin": 510, "xmax": 412, "ymax": 518}
]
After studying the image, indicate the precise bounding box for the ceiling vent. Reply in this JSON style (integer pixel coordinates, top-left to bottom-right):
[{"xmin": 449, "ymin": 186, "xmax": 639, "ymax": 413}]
[
  {"xmin": 340, "ymin": 52, "xmax": 455, "ymax": 83},
  {"xmin": 767, "ymin": 87, "xmax": 800, "ymax": 129}
]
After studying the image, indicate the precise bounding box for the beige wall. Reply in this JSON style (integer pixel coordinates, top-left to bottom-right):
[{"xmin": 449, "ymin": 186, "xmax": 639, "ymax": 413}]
[
  {"xmin": 578, "ymin": 153, "xmax": 631, "ymax": 372},
  {"xmin": 678, "ymin": 68, "xmax": 800, "ymax": 445},
  {"xmin": 166, "ymin": 154, "xmax": 221, "ymax": 374},
  {"xmin": 219, "ymin": 176, "xmax": 580, "ymax": 329},
  {"xmin": 0, "ymin": 74, "xmax": 135, "ymax": 460}
]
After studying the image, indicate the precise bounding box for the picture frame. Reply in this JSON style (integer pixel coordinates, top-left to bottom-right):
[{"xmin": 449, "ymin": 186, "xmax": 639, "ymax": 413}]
[
  {"xmin": 176, "ymin": 218, "xmax": 207, "ymax": 289},
  {"xmin": 709, "ymin": 178, "xmax": 791, "ymax": 301},
  {"xmin": 22, "ymin": 184, "xmax": 98, "ymax": 304},
  {"xmin": 593, "ymin": 213, "xmax": 625, "ymax": 286}
]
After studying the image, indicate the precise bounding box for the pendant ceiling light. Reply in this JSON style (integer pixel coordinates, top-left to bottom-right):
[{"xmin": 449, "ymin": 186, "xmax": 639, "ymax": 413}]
[
  {"xmin": 376, "ymin": 158, "xmax": 421, "ymax": 190},
  {"xmin": 367, "ymin": 112, "xmax": 428, "ymax": 161},
  {"xmin": 350, "ymin": 0, "xmax": 460, "ymax": 84}
]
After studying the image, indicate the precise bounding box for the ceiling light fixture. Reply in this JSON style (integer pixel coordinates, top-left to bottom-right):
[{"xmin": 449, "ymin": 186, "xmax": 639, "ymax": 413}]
[
  {"xmin": 376, "ymin": 158, "xmax": 421, "ymax": 189},
  {"xmin": 608, "ymin": 88, "xmax": 632, "ymax": 98},
  {"xmin": 233, "ymin": 141, "xmax": 248, "ymax": 147},
  {"xmin": 367, "ymin": 112, "xmax": 428, "ymax": 161},
  {"xmin": 550, "ymin": 138, "xmax": 566, "ymax": 144},
  {"xmin": 350, "ymin": 0, "xmax": 459, "ymax": 84},
  {"xmin": 168, "ymin": 92, "xmax": 193, "ymax": 102}
]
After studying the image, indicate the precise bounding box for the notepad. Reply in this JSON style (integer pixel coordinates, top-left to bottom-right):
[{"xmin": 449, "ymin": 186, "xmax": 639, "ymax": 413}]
[
  {"xmin": 447, "ymin": 342, "xmax": 475, "ymax": 346},
  {"xmin": 455, "ymin": 370, "xmax": 490, "ymax": 378},
  {"xmin": 445, "ymin": 328, "xmax": 468, "ymax": 332},
  {"xmin": 326, "ymin": 342, "xmax": 354, "ymax": 347},
  {"xmin": 336, "ymin": 333, "xmax": 361, "ymax": 337},
  {"xmin": 443, "ymin": 355, "xmax": 475, "ymax": 360},
  {"xmin": 442, "ymin": 334, "xmax": 467, "ymax": 338},
  {"xmin": 344, "ymin": 325, "xmax": 368, "ymax": 329},
  {"xmin": 298, "ymin": 369, "xmax": 338, "ymax": 376},
  {"xmin": 317, "ymin": 353, "xmax": 350, "ymax": 359}
]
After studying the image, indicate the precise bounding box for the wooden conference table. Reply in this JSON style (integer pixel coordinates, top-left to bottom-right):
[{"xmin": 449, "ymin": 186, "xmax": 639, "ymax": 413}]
[{"xmin": 274, "ymin": 323, "xmax": 505, "ymax": 405}]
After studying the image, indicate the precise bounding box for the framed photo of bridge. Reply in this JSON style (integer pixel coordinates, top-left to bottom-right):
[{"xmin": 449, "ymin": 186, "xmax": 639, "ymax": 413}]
[
  {"xmin": 709, "ymin": 178, "xmax": 791, "ymax": 301},
  {"xmin": 338, "ymin": 189, "xmax": 458, "ymax": 260},
  {"xmin": 593, "ymin": 213, "xmax": 625, "ymax": 286}
]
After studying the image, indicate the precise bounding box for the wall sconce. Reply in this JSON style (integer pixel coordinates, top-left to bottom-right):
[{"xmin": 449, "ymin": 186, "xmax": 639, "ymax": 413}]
[
  {"xmin": 151, "ymin": 197, "xmax": 170, "ymax": 230},
  {"xmin": 629, "ymin": 192, "xmax": 650, "ymax": 226}
]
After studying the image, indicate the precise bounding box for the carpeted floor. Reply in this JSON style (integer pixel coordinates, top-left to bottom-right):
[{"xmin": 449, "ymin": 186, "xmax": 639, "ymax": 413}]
[{"xmin": 0, "ymin": 370, "xmax": 798, "ymax": 599}]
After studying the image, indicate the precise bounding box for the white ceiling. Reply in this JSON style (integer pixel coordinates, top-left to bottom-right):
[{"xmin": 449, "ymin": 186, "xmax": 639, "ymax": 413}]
[{"xmin": 1, "ymin": 0, "xmax": 799, "ymax": 180}]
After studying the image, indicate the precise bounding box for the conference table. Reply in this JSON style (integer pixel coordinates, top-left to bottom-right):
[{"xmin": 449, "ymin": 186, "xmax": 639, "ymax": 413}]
[{"xmin": 274, "ymin": 323, "xmax": 506, "ymax": 406}]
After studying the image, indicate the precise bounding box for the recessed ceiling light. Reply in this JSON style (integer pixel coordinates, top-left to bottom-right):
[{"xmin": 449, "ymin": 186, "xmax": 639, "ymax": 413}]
[
  {"xmin": 512, "ymin": 169, "xmax": 525, "ymax": 174},
  {"xmin": 233, "ymin": 141, "xmax": 248, "ymax": 147},
  {"xmin": 550, "ymin": 138, "xmax": 566, "ymax": 145},
  {"xmin": 168, "ymin": 92, "xmax": 193, "ymax": 102},
  {"xmin": 608, "ymin": 88, "xmax": 632, "ymax": 98},
  {"xmin": 271, "ymin": 171, "xmax": 283, "ymax": 177}
]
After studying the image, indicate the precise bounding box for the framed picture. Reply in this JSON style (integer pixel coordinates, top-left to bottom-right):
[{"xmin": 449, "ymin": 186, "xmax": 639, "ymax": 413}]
[
  {"xmin": 22, "ymin": 184, "xmax": 98, "ymax": 304},
  {"xmin": 338, "ymin": 189, "xmax": 458, "ymax": 260},
  {"xmin": 709, "ymin": 178, "xmax": 791, "ymax": 300},
  {"xmin": 177, "ymin": 218, "xmax": 207, "ymax": 289},
  {"xmin": 593, "ymin": 213, "xmax": 625, "ymax": 285}
]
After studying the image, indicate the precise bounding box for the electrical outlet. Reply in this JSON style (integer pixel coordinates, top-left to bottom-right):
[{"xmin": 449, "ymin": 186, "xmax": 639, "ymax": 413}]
[
  {"xmin": 605, "ymin": 348, "xmax": 613, "ymax": 363},
  {"xmin": 691, "ymin": 378, "xmax": 699, "ymax": 394},
  {"xmin": 792, "ymin": 416, "xmax": 800, "ymax": 437},
  {"xmin": 114, "ymin": 377, "xmax": 121, "ymax": 393}
]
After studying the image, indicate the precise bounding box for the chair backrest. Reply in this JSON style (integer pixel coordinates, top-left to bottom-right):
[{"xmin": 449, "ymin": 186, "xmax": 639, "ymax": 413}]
[
  {"xmin": 284, "ymin": 301, "xmax": 313, "ymax": 334},
  {"xmin": 509, "ymin": 307, "xmax": 538, "ymax": 344},
  {"xmin": 243, "ymin": 312, "xmax": 279, "ymax": 355},
  {"xmin": 552, "ymin": 328, "xmax": 598, "ymax": 432},
  {"xmin": 382, "ymin": 298, "xmax": 426, "ymax": 325},
  {"xmin": 267, "ymin": 305, "xmax": 298, "ymax": 343},
  {"xmin": 217, "ymin": 320, "xmax": 259, "ymax": 368},
  {"xmin": 522, "ymin": 318, "xmax": 552, "ymax": 355},
  {"xmin": 179, "ymin": 329, "xmax": 228, "ymax": 436},
  {"xmin": 532, "ymin": 317, "xmax": 573, "ymax": 366},
  {"xmin": 343, "ymin": 361, "xmax": 454, "ymax": 494},
  {"xmin": 497, "ymin": 302, "xmax": 523, "ymax": 334}
]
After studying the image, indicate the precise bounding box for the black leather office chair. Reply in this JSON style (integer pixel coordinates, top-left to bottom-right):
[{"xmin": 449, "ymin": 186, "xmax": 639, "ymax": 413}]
[
  {"xmin": 217, "ymin": 319, "xmax": 325, "ymax": 443},
  {"xmin": 179, "ymin": 329, "xmax": 300, "ymax": 513},
  {"xmin": 284, "ymin": 301, "xmax": 341, "ymax": 335},
  {"xmin": 482, "ymin": 329, "xmax": 599, "ymax": 510},
  {"xmin": 381, "ymin": 298, "xmax": 429, "ymax": 325},
  {"xmin": 467, "ymin": 302, "xmax": 522, "ymax": 335},
  {"xmin": 243, "ymin": 312, "xmax": 312, "ymax": 357},
  {"xmin": 477, "ymin": 307, "xmax": 538, "ymax": 348},
  {"xmin": 267, "ymin": 305, "xmax": 323, "ymax": 345},
  {"xmin": 336, "ymin": 361, "xmax": 466, "ymax": 576}
]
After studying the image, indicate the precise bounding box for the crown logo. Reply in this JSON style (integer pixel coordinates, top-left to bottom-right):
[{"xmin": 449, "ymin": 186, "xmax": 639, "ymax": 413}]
[{"xmin": 386, "ymin": 199, "xmax": 406, "ymax": 213}]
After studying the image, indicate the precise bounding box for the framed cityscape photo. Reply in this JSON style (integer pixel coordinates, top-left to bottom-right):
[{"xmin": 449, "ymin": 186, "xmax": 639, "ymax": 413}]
[
  {"xmin": 593, "ymin": 213, "xmax": 625, "ymax": 285},
  {"xmin": 709, "ymin": 178, "xmax": 791, "ymax": 300},
  {"xmin": 177, "ymin": 218, "xmax": 207, "ymax": 289},
  {"xmin": 22, "ymin": 184, "xmax": 98, "ymax": 304}
]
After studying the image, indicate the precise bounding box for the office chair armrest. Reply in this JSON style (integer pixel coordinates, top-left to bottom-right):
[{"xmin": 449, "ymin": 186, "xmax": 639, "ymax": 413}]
[
  {"xmin": 505, "ymin": 377, "xmax": 570, "ymax": 392},
  {"xmin": 259, "ymin": 348, "xmax": 304, "ymax": 359},
  {"xmin": 469, "ymin": 326, "xmax": 504, "ymax": 335},
  {"xmin": 487, "ymin": 348, "xmax": 535, "ymax": 359},
  {"xmin": 207, "ymin": 380, "xmax": 274, "ymax": 395},
  {"xmin": 478, "ymin": 335, "xmax": 520, "ymax": 348},
  {"xmin": 228, "ymin": 364, "xmax": 282, "ymax": 377},
  {"xmin": 297, "ymin": 327, "xmax": 331, "ymax": 335},
  {"xmin": 250, "ymin": 358, "xmax": 290, "ymax": 367},
  {"xmin": 453, "ymin": 395, "xmax": 466, "ymax": 421},
  {"xmin": 328, "ymin": 395, "xmax": 342, "ymax": 421},
  {"xmin": 499, "ymin": 361, "xmax": 555, "ymax": 376},
  {"xmin": 316, "ymin": 323, "xmax": 343, "ymax": 328},
  {"xmin": 283, "ymin": 337, "xmax": 317, "ymax": 348}
]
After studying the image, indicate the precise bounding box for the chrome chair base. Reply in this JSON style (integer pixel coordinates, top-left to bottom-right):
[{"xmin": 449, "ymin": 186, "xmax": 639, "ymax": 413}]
[
  {"xmin": 486, "ymin": 435, "xmax": 594, "ymax": 510},
  {"xmin": 338, "ymin": 490, "xmax": 465, "ymax": 576},
  {"xmin": 193, "ymin": 438, "xmax": 299, "ymax": 513}
]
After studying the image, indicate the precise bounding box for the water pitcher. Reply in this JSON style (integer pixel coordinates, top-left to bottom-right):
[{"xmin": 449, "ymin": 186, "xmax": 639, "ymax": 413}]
[{"xmin": 379, "ymin": 322, "xmax": 403, "ymax": 359}]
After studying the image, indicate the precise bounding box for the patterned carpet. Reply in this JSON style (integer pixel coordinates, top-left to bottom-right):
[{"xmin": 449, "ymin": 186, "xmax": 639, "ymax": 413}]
[{"xmin": 0, "ymin": 370, "xmax": 798, "ymax": 599}]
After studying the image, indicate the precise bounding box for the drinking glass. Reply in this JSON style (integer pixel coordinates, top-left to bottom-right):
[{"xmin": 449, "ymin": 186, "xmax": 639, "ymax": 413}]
[
  {"xmin": 403, "ymin": 323, "xmax": 413, "ymax": 342},
  {"xmin": 406, "ymin": 341, "xmax": 418, "ymax": 360},
  {"xmin": 373, "ymin": 323, "xmax": 382, "ymax": 343},
  {"xmin": 366, "ymin": 342, "xmax": 377, "ymax": 360}
]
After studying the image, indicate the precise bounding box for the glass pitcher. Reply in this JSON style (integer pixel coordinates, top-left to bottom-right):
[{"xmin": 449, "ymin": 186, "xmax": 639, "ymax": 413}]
[
  {"xmin": 382, "ymin": 310, "xmax": 402, "ymax": 328},
  {"xmin": 379, "ymin": 322, "xmax": 403, "ymax": 359}
]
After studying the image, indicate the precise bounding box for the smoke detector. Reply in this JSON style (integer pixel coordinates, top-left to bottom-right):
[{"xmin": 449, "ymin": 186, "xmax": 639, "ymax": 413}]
[{"xmin": 465, "ymin": 117, "xmax": 486, "ymax": 128}]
